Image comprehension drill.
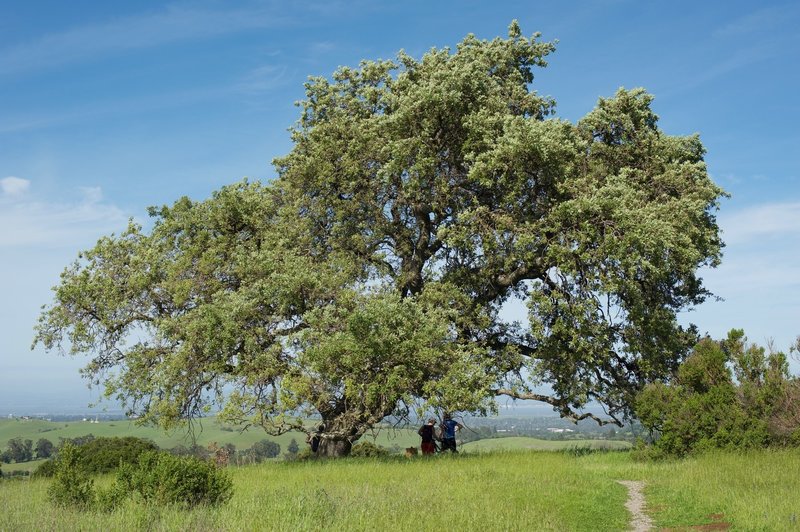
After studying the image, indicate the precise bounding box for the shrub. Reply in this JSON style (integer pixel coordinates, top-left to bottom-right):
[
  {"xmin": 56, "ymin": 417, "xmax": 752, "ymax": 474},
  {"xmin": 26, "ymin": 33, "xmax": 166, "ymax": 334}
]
[
  {"xmin": 47, "ymin": 443, "xmax": 95, "ymax": 509},
  {"xmin": 117, "ymin": 451, "xmax": 233, "ymax": 507},
  {"xmin": 95, "ymin": 481, "xmax": 129, "ymax": 512},
  {"xmin": 635, "ymin": 331, "xmax": 800, "ymax": 457},
  {"xmin": 77, "ymin": 436, "xmax": 159, "ymax": 475},
  {"xmin": 32, "ymin": 458, "xmax": 57, "ymax": 478},
  {"xmin": 350, "ymin": 441, "xmax": 389, "ymax": 458},
  {"xmin": 295, "ymin": 448, "xmax": 317, "ymax": 461},
  {"xmin": 34, "ymin": 436, "xmax": 158, "ymax": 478}
]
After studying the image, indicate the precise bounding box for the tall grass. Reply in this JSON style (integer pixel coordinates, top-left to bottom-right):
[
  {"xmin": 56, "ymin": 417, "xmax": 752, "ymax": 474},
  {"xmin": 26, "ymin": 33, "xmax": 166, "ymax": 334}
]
[
  {"xmin": 643, "ymin": 450, "xmax": 800, "ymax": 529},
  {"xmin": 0, "ymin": 451, "xmax": 628, "ymax": 531},
  {"xmin": 3, "ymin": 448, "xmax": 800, "ymax": 530}
]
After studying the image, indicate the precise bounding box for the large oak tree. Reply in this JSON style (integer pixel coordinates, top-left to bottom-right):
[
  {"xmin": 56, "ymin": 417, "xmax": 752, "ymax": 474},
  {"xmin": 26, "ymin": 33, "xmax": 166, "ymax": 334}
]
[{"xmin": 35, "ymin": 23, "xmax": 724, "ymax": 456}]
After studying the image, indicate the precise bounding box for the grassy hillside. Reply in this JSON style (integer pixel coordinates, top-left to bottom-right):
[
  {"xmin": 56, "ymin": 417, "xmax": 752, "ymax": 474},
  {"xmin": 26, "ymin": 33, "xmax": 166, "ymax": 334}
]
[
  {"xmin": 0, "ymin": 418, "xmax": 418, "ymax": 456},
  {"xmin": 0, "ymin": 458, "xmax": 47, "ymax": 473},
  {"xmin": 461, "ymin": 437, "xmax": 631, "ymax": 452},
  {"xmin": 3, "ymin": 448, "xmax": 800, "ymax": 530}
]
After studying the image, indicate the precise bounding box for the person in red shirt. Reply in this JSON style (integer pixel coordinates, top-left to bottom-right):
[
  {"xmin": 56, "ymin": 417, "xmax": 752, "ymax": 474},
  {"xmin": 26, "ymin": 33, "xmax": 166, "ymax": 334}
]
[{"xmin": 418, "ymin": 418, "xmax": 438, "ymax": 455}]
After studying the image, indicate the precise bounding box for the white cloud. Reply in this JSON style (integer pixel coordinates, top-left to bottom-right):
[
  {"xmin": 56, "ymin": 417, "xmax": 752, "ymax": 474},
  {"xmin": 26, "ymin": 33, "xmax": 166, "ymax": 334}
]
[
  {"xmin": 79, "ymin": 186, "xmax": 104, "ymax": 204},
  {"xmin": 1, "ymin": 176, "xmax": 31, "ymax": 196},
  {"xmin": 680, "ymin": 198, "xmax": 800, "ymax": 353},
  {"xmin": 720, "ymin": 201, "xmax": 800, "ymax": 245},
  {"xmin": 702, "ymin": 256, "xmax": 800, "ymax": 296},
  {"xmin": 0, "ymin": 184, "xmax": 129, "ymax": 249}
]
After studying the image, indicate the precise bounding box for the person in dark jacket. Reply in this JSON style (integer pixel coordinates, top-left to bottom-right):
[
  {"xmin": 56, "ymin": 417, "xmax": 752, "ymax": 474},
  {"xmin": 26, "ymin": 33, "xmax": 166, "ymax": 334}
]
[
  {"xmin": 439, "ymin": 413, "xmax": 463, "ymax": 453},
  {"xmin": 418, "ymin": 418, "xmax": 438, "ymax": 455}
]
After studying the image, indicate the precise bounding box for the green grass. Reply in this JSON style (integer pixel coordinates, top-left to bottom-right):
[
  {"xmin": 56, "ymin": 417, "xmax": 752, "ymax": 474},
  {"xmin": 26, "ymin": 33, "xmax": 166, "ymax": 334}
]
[
  {"xmin": 4, "ymin": 448, "xmax": 800, "ymax": 530},
  {"xmin": 460, "ymin": 436, "xmax": 631, "ymax": 452},
  {"xmin": 1, "ymin": 457, "xmax": 47, "ymax": 474},
  {"xmin": 0, "ymin": 418, "xmax": 418, "ymax": 456},
  {"xmin": 4, "ymin": 418, "xmax": 800, "ymax": 531},
  {"xmin": 0, "ymin": 451, "xmax": 629, "ymax": 531}
]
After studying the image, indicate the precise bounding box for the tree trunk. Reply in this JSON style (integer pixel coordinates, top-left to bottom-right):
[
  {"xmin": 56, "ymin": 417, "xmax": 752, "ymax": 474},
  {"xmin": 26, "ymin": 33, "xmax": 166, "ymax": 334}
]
[{"xmin": 317, "ymin": 437, "xmax": 352, "ymax": 458}]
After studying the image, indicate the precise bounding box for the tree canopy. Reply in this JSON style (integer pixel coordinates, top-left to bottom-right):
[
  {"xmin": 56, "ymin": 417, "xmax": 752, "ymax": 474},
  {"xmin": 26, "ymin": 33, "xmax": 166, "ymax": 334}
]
[{"xmin": 34, "ymin": 22, "xmax": 725, "ymax": 456}]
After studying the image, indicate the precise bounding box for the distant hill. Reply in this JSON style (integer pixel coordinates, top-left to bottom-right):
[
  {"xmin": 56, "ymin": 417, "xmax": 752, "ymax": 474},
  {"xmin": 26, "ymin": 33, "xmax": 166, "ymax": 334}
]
[
  {"xmin": 0, "ymin": 417, "xmax": 417, "ymax": 467},
  {"xmin": 461, "ymin": 436, "xmax": 631, "ymax": 452}
]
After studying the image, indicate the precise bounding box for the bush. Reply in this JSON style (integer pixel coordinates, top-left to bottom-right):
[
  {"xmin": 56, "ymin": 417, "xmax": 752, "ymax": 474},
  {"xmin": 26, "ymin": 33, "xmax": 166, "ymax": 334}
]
[
  {"xmin": 295, "ymin": 448, "xmax": 317, "ymax": 461},
  {"xmin": 635, "ymin": 331, "xmax": 800, "ymax": 458},
  {"xmin": 116, "ymin": 451, "xmax": 233, "ymax": 507},
  {"xmin": 32, "ymin": 459, "xmax": 57, "ymax": 478},
  {"xmin": 350, "ymin": 441, "xmax": 389, "ymax": 458},
  {"xmin": 47, "ymin": 443, "xmax": 95, "ymax": 509},
  {"xmin": 77, "ymin": 436, "xmax": 159, "ymax": 475},
  {"xmin": 34, "ymin": 436, "xmax": 158, "ymax": 478}
]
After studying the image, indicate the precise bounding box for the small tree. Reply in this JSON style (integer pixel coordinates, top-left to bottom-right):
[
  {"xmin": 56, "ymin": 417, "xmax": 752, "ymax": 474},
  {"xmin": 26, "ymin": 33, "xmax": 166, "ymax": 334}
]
[
  {"xmin": 287, "ymin": 438, "xmax": 299, "ymax": 455},
  {"xmin": 48, "ymin": 443, "xmax": 95, "ymax": 508},
  {"xmin": 35, "ymin": 438, "xmax": 55, "ymax": 459},
  {"xmin": 636, "ymin": 330, "xmax": 799, "ymax": 456},
  {"xmin": 5, "ymin": 438, "xmax": 33, "ymax": 462},
  {"xmin": 250, "ymin": 439, "xmax": 280, "ymax": 461}
]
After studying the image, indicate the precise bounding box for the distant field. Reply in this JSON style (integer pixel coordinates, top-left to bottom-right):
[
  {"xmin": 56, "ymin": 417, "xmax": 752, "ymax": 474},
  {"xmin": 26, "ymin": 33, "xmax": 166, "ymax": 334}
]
[
  {"xmin": 0, "ymin": 419, "xmax": 629, "ymax": 474},
  {"xmin": 0, "ymin": 418, "xmax": 418, "ymax": 472},
  {"xmin": 1, "ymin": 458, "xmax": 47, "ymax": 473},
  {"xmin": 461, "ymin": 436, "xmax": 631, "ymax": 452},
  {"xmin": 3, "ymin": 447, "xmax": 800, "ymax": 530}
]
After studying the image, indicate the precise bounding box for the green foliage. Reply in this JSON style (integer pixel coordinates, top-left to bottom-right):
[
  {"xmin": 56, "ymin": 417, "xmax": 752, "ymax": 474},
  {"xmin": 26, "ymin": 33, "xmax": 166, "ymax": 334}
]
[
  {"xmin": 294, "ymin": 447, "xmax": 317, "ymax": 461},
  {"xmin": 47, "ymin": 443, "xmax": 95, "ymax": 509},
  {"xmin": 35, "ymin": 436, "xmax": 158, "ymax": 477},
  {"xmin": 249, "ymin": 439, "xmax": 280, "ymax": 461},
  {"xmin": 3, "ymin": 437, "xmax": 33, "ymax": 463},
  {"xmin": 46, "ymin": 444, "xmax": 231, "ymax": 510},
  {"xmin": 349, "ymin": 441, "xmax": 390, "ymax": 458},
  {"xmin": 34, "ymin": 22, "xmax": 726, "ymax": 455},
  {"xmin": 32, "ymin": 459, "xmax": 57, "ymax": 478},
  {"xmin": 636, "ymin": 331, "xmax": 800, "ymax": 456},
  {"xmin": 116, "ymin": 451, "xmax": 232, "ymax": 507},
  {"xmin": 35, "ymin": 438, "xmax": 54, "ymax": 459},
  {"xmin": 76, "ymin": 436, "xmax": 160, "ymax": 475},
  {"xmin": 286, "ymin": 438, "xmax": 299, "ymax": 455},
  {"xmin": 94, "ymin": 482, "xmax": 129, "ymax": 513}
]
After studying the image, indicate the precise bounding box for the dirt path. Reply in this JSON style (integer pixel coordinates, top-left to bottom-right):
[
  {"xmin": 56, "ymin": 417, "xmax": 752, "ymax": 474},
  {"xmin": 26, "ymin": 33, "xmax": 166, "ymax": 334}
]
[{"xmin": 618, "ymin": 480, "xmax": 653, "ymax": 532}]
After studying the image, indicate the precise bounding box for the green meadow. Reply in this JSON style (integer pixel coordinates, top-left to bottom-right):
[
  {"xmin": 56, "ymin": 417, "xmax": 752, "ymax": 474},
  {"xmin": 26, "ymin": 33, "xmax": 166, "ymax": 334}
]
[
  {"xmin": 461, "ymin": 437, "xmax": 631, "ymax": 452},
  {"xmin": 3, "ymin": 446, "xmax": 800, "ymax": 530},
  {"xmin": 0, "ymin": 417, "xmax": 417, "ymax": 463}
]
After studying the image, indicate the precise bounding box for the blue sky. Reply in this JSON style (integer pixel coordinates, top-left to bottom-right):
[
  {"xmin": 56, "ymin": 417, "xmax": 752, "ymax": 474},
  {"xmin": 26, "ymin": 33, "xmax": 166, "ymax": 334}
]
[{"xmin": 1, "ymin": 0, "xmax": 798, "ymax": 413}]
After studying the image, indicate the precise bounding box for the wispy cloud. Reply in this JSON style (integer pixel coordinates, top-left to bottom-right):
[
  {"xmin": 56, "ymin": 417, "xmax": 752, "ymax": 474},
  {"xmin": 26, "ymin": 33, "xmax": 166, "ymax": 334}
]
[
  {"xmin": 309, "ymin": 41, "xmax": 337, "ymax": 55},
  {"xmin": 720, "ymin": 201, "xmax": 800, "ymax": 245},
  {"xmin": 235, "ymin": 64, "xmax": 291, "ymax": 95},
  {"xmin": 704, "ymin": 256, "xmax": 800, "ymax": 295},
  {"xmin": 713, "ymin": 5, "xmax": 800, "ymax": 38},
  {"xmin": 0, "ymin": 3, "xmax": 292, "ymax": 77},
  {"xmin": 0, "ymin": 183, "xmax": 129, "ymax": 249},
  {"xmin": 1, "ymin": 176, "xmax": 31, "ymax": 197}
]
